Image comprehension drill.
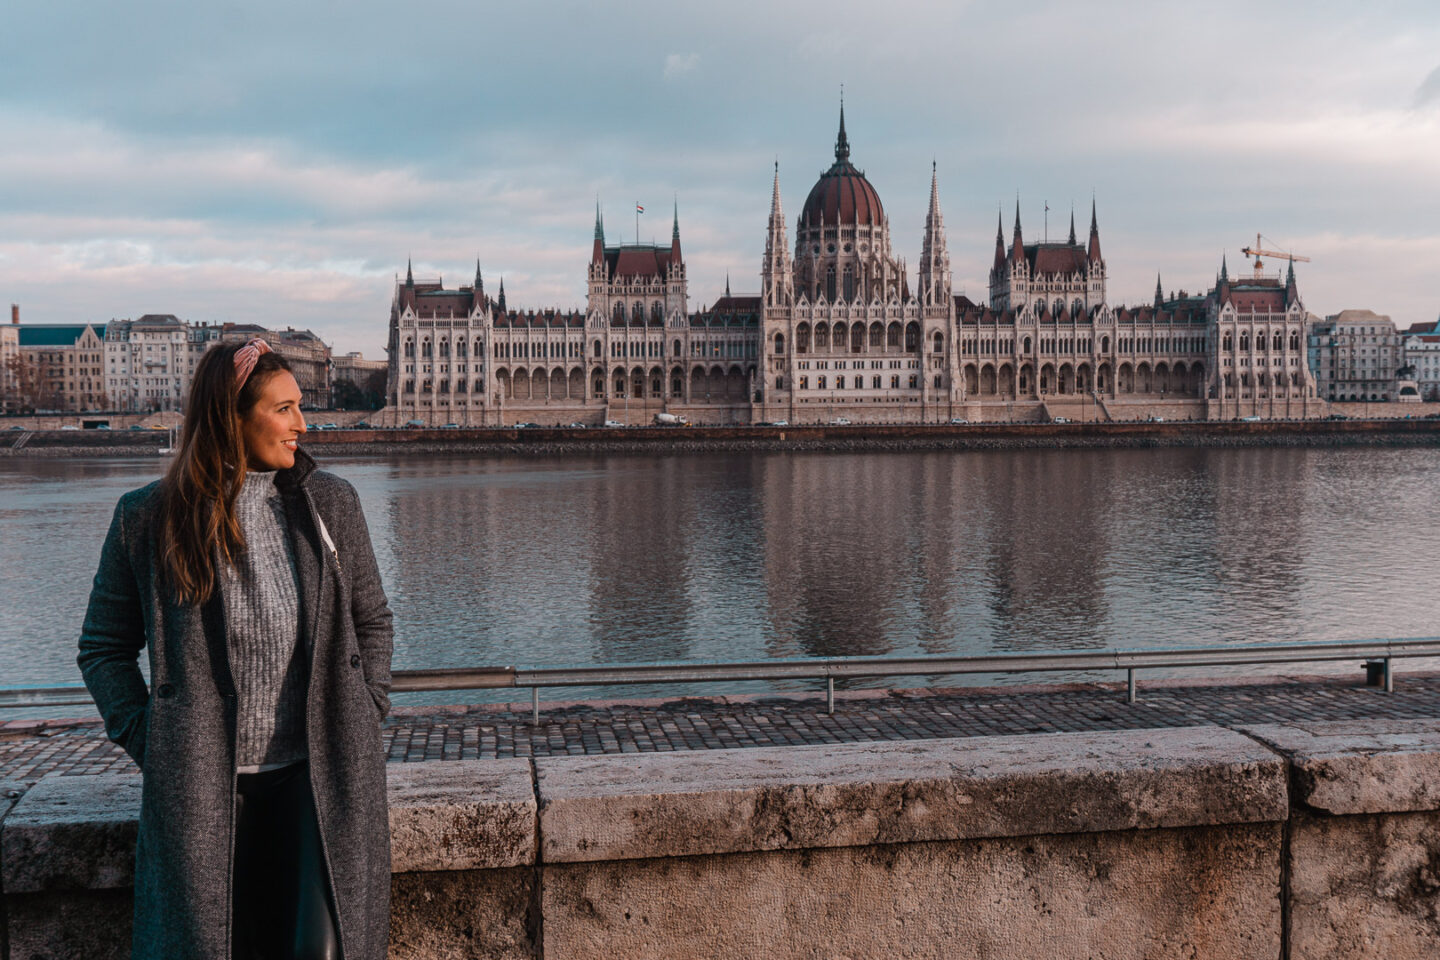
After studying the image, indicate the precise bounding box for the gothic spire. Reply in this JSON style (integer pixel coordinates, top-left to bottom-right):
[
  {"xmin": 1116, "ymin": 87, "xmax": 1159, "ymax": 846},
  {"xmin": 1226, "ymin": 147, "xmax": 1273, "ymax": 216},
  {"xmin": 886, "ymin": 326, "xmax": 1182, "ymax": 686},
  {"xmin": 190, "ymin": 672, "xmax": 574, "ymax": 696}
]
[
  {"xmin": 474, "ymin": 259, "xmax": 483, "ymax": 296},
  {"xmin": 1068, "ymin": 208, "xmax": 1077, "ymax": 246},
  {"xmin": 762, "ymin": 161, "xmax": 793, "ymax": 307},
  {"xmin": 920, "ymin": 162, "xmax": 950, "ymax": 306},
  {"xmin": 725, "ymin": 272, "xmax": 731, "ymax": 298},
  {"xmin": 834, "ymin": 94, "xmax": 850, "ymax": 164},
  {"xmin": 1220, "ymin": 253, "xmax": 1229, "ymax": 283},
  {"xmin": 1154, "ymin": 273, "xmax": 1164, "ymax": 308},
  {"xmin": 1087, "ymin": 198, "xmax": 1102, "ymax": 262},
  {"xmin": 671, "ymin": 197, "xmax": 682, "ymax": 262},
  {"xmin": 1011, "ymin": 199, "xmax": 1025, "ymax": 265},
  {"xmin": 592, "ymin": 201, "xmax": 605, "ymax": 264},
  {"xmin": 993, "ymin": 206, "xmax": 1006, "ymax": 272},
  {"xmin": 405, "ymin": 257, "xmax": 413, "ymax": 288},
  {"xmin": 497, "ymin": 276, "xmax": 506, "ymax": 313}
]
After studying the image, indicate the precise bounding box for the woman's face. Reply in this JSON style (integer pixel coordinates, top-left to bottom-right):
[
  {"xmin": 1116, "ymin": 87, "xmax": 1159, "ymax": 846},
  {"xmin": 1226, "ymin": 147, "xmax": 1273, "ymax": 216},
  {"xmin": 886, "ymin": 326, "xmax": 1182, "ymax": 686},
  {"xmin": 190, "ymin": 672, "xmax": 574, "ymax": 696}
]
[{"xmin": 240, "ymin": 371, "xmax": 306, "ymax": 471}]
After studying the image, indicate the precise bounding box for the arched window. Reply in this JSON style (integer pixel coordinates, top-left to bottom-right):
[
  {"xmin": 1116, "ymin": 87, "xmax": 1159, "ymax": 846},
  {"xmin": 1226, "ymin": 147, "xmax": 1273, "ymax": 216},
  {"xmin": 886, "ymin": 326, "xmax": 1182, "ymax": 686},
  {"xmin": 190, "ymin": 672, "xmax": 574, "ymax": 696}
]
[
  {"xmin": 439, "ymin": 339, "xmax": 449, "ymax": 357},
  {"xmin": 1073, "ymin": 299, "xmax": 1083, "ymax": 316},
  {"xmin": 612, "ymin": 302, "xmax": 624, "ymax": 323},
  {"xmin": 673, "ymin": 339, "xmax": 682, "ymax": 356},
  {"xmin": 1289, "ymin": 332, "xmax": 1300, "ymax": 350},
  {"xmin": 851, "ymin": 324, "xmax": 863, "ymax": 352},
  {"xmin": 933, "ymin": 331, "xmax": 944, "ymax": 354},
  {"xmin": 632, "ymin": 302, "xmax": 644, "ymax": 324},
  {"xmin": 593, "ymin": 339, "xmax": 602, "ymax": 358},
  {"xmin": 1273, "ymin": 332, "xmax": 1283, "ymax": 351},
  {"xmin": 651, "ymin": 302, "xmax": 663, "ymax": 323},
  {"xmin": 1023, "ymin": 336, "xmax": 1033, "ymax": 353},
  {"xmin": 904, "ymin": 322, "xmax": 920, "ymax": 352},
  {"xmin": 843, "ymin": 266, "xmax": 855, "ymax": 301},
  {"xmin": 887, "ymin": 322, "xmax": 900, "ymax": 348},
  {"xmin": 796, "ymin": 323, "xmax": 810, "ymax": 353},
  {"xmin": 404, "ymin": 339, "xmax": 414, "ymax": 358},
  {"xmin": 869, "ymin": 322, "xmax": 883, "ymax": 347},
  {"xmin": 421, "ymin": 338, "xmax": 432, "ymax": 358},
  {"xmin": 776, "ymin": 376, "xmax": 784, "ymax": 390},
  {"xmin": 1223, "ymin": 334, "xmax": 1233, "ymax": 351},
  {"xmin": 825, "ymin": 265, "xmax": 836, "ymax": 301},
  {"xmin": 1240, "ymin": 333, "xmax": 1250, "ymax": 351},
  {"xmin": 774, "ymin": 333, "xmax": 785, "ymax": 354},
  {"xmin": 1101, "ymin": 336, "xmax": 1110, "ymax": 352},
  {"xmin": 1053, "ymin": 298, "xmax": 1063, "ymax": 315}
]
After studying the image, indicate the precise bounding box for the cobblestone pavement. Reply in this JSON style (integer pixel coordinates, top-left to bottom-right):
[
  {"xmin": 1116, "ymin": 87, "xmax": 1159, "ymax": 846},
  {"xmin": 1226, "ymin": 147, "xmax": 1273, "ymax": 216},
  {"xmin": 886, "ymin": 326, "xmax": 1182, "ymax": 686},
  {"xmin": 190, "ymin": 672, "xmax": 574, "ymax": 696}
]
[{"xmin": 4, "ymin": 671, "xmax": 1438, "ymax": 788}]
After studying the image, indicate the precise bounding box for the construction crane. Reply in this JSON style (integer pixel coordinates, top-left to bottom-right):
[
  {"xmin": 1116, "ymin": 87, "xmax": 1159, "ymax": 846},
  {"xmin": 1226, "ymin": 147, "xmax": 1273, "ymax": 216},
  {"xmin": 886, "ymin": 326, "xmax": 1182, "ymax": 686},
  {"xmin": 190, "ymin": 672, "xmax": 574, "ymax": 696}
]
[{"xmin": 1240, "ymin": 233, "xmax": 1309, "ymax": 280}]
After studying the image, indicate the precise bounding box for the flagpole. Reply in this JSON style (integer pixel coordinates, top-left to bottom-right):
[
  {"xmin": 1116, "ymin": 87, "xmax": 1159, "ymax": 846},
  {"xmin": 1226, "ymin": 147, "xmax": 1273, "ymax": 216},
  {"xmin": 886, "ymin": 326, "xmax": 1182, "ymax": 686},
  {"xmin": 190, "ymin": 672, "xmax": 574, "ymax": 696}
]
[{"xmin": 636, "ymin": 201, "xmax": 640, "ymax": 245}]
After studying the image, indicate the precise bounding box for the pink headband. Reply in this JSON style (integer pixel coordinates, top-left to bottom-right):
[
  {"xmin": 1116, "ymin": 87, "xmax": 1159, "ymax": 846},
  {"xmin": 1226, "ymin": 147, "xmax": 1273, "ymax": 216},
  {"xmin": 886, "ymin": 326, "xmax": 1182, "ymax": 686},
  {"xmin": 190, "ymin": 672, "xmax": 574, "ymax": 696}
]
[{"xmin": 233, "ymin": 338, "xmax": 272, "ymax": 390}]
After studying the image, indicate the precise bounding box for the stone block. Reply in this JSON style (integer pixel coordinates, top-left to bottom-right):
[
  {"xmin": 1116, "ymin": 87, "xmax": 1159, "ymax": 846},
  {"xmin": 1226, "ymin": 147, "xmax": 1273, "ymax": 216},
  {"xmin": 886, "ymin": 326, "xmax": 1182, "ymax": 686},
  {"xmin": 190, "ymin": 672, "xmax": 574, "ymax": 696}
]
[
  {"xmin": 388, "ymin": 758, "xmax": 536, "ymax": 872},
  {"xmin": 5, "ymin": 890, "xmax": 131, "ymax": 960},
  {"xmin": 536, "ymin": 727, "xmax": 1287, "ymax": 863},
  {"xmin": 390, "ymin": 867, "xmax": 536, "ymax": 960},
  {"xmin": 1288, "ymin": 809, "xmax": 1440, "ymax": 960},
  {"xmin": 1242, "ymin": 718, "xmax": 1440, "ymax": 815},
  {"xmin": 0, "ymin": 773, "xmax": 140, "ymax": 893},
  {"xmin": 543, "ymin": 822, "xmax": 1283, "ymax": 960}
]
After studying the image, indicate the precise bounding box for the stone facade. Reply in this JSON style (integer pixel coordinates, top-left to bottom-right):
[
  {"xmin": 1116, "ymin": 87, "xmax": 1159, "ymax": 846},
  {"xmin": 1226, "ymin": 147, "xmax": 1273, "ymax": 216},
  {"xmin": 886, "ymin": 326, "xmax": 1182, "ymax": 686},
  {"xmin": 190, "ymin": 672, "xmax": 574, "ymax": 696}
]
[
  {"xmin": 381, "ymin": 111, "xmax": 1322, "ymax": 427},
  {"xmin": 7, "ymin": 323, "xmax": 106, "ymax": 413},
  {"xmin": 103, "ymin": 314, "xmax": 216, "ymax": 413},
  {"xmin": 1308, "ymin": 309, "xmax": 1403, "ymax": 403}
]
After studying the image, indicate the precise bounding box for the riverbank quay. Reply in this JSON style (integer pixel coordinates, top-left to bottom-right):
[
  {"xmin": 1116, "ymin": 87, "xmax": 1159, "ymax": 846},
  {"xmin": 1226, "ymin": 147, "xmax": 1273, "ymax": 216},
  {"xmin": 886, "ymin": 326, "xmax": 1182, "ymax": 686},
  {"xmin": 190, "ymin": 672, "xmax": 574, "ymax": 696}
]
[
  {"xmin": 4, "ymin": 674, "xmax": 1440, "ymax": 957},
  {"xmin": 5, "ymin": 416, "xmax": 1440, "ymax": 458}
]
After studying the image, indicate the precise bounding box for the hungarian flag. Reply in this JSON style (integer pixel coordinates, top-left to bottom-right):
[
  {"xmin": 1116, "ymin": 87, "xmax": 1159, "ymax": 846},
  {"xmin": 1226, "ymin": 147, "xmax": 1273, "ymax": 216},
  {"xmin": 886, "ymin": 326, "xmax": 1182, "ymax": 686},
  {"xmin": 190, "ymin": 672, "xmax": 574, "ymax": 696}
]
[{"xmin": 636, "ymin": 203, "xmax": 644, "ymax": 213}]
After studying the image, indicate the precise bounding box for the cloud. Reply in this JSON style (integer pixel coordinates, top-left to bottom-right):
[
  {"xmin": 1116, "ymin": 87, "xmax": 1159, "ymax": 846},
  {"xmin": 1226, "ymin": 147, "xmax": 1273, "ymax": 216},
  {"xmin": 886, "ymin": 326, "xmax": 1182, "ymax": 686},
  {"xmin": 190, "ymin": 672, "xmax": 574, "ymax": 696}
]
[
  {"xmin": 663, "ymin": 53, "xmax": 700, "ymax": 79},
  {"xmin": 1415, "ymin": 65, "xmax": 1440, "ymax": 107}
]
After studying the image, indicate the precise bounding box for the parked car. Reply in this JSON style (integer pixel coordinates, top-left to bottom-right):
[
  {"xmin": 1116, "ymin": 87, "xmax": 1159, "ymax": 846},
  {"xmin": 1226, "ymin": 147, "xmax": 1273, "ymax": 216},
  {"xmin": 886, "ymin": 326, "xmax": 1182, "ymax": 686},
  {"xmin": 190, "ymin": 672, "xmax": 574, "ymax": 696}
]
[
  {"xmin": 129, "ymin": 425, "xmax": 148, "ymax": 431},
  {"xmin": 60, "ymin": 425, "xmax": 80, "ymax": 430},
  {"xmin": 602, "ymin": 420, "xmax": 624, "ymax": 428},
  {"xmin": 404, "ymin": 419, "xmax": 426, "ymax": 428},
  {"xmin": 565, "ymin": 422, "xmax": 587, "ymax": 429},
  {"xmin": 1052, "ymin": 417, "xmax": 1071, "ymax": 424},
  {"xmin": 829, "ymin": 417, "xmax": 851, "ymax": 426},
  {"xmin": 440, "ymin": 423, "xmax": 460, "ymax": 429},
  {"xmin": 514, "ymin": 422, "xmax": 539, "ymax": 428},
  {"xmin": 353, "ymin": 421, "xmax": 371, "ymax": 428},
  {"xmin": 1240, "ymin": 415, "xmax": 1262, "ymax": 422},
  {"xmin": 653, "ymin": 413, "xmax": 688, "ymax": 426},
  {"xmin": 770, "ymin": 419, "xmax": 788, "ymax": 427},
  {"xmin": 948, "ymin": 418, "xmax": 969, "ymax": 425}
]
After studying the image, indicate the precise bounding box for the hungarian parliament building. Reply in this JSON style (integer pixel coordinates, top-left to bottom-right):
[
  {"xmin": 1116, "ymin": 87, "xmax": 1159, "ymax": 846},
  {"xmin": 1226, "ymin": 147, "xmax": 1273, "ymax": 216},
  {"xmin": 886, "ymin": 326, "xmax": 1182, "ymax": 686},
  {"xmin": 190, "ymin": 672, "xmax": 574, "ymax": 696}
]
[{"xmin": 380, "ymin": 110, "xmax": 1320, "ymax": 426}]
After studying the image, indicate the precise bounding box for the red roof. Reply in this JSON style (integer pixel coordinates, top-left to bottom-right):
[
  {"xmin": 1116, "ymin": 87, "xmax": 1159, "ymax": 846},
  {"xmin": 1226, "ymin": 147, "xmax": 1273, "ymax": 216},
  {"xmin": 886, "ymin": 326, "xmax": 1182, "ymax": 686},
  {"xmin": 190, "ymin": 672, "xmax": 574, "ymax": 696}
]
[
  {"xmin": 708, "ymin": 295, "xmax": 762, "ymax": 313},
  {"xmin": 605, "ymin": 245, "xmax": 674, "ymax": 279},
  {"xmin": 1226, "ymin": 290, "xmax": 1287, "ymax": 312},
  {"xmin": 800, "ymin": 160, "xmax": 884, "ymax": 227},
  {"xmin": 1027, "ymin": 244, "xmax": 1089, "ymax": 276}
]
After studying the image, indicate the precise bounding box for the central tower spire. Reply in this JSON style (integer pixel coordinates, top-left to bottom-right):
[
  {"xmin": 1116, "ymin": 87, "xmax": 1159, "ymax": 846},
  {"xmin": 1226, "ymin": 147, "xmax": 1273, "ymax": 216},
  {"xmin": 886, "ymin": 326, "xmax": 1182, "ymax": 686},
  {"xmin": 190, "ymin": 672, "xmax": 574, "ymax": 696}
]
[{"xmin": 834, "ymin": 93, "xmax": 850, "ymax": 164}]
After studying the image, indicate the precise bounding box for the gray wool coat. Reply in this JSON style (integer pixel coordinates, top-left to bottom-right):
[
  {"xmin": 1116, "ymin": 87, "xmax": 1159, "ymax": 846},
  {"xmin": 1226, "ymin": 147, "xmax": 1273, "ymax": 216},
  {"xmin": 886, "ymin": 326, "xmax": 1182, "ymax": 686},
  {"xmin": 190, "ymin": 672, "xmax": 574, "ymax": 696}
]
[{"xmin": 77, "ymin": 449, "xmax": 394, "ymax": 960}]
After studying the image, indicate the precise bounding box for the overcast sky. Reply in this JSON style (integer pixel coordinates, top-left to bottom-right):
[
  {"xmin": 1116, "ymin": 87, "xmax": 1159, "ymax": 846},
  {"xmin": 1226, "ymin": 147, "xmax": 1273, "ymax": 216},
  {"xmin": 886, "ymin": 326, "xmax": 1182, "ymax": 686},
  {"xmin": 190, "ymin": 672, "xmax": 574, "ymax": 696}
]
[{"xmin": 3, "ymin": 0, "xmax": 1438, "ymax": 356}]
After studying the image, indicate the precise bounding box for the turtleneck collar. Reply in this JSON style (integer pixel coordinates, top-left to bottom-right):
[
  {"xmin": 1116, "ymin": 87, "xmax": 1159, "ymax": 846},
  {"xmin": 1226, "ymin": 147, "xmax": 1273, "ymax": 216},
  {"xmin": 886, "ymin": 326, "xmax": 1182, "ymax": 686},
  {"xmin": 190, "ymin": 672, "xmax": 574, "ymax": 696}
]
[{"xmin": 238, "ymin": 469, "xmax": 279, "ymax": 504}]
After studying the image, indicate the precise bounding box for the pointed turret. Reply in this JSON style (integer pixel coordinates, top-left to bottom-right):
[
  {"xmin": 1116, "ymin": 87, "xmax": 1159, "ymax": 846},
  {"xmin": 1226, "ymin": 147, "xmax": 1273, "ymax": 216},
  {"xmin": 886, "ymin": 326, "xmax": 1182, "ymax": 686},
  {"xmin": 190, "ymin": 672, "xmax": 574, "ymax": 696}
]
[
  {"xmin": 1087, "ymin": 199, "xmax": 1102, "ymax": 262},
  {"xmin": 919, "ymin": 161, "xmax": 951, "ymax": 307},
  {"xmin": 405, "ymin": 258, "xmax": 414, "ymax": 289},
  {"xmin": 763, "ymin": 161, "xmax": 793, "ymax": 307},
  {"xmin": 474, "ymin": 259, "xmax": 484, "ymax": 296},
  {"xmin": 835, "ymin": 97, "xmax": 850, "ymax": 164},
  {"xmin": 592, "ymin": 202, "xmax": 605, "ymax": 264},
  {"xmin": 1216, "ymin": 255, "xmax": 1231, "ymax": 304},
  {"xmin": 1154, "ymin": 274, "xmax": 1164, "ymax": 309},
  {"xmin": 992, "ymin": 207, "xmax": 1006, "ymax": 272},
  {"xmin": 1068, "ymin": 209, "xmax": 1077, "ymax": 246},
  {"xmin": 1220, "ymin": 253, "xmax": 1229, "ymax": 283},
  {"xmin": 1285, "ymin": 259, "xmax": 1298, "ymax": 305},
  {"xmin": 497, "ymin": 277, "xmax": 506, "ymax": 313},
  {"xmin": 1010, "ymin": 200, "xmax": 1025, "ymax": 265},
  {"xmin": 670, "ymin": 198, "xmax": 682, "ymax": 262},
  {"xmin": 724, "ymin": 273, "xmax": 731, "ymax": 298}
]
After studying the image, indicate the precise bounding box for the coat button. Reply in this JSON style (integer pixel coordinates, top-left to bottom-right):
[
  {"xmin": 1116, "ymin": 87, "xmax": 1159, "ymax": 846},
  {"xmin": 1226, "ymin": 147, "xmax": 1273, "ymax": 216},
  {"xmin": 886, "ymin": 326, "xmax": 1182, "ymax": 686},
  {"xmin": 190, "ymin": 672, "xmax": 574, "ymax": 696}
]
[
  {"xmin": 157, "ymin": 683, "xmax": 175, "ymax": 699},
  {"xmin": 350, "ymin": 655, "xmax": 361, "ymax": 668}
]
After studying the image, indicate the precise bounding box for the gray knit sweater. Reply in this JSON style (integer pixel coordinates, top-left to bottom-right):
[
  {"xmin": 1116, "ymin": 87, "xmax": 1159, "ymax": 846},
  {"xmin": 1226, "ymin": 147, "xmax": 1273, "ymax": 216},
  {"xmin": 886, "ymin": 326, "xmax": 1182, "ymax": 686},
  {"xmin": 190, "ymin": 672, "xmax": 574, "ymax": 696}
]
[{"xmin": 224, "ymin": 470, "xmax": 308, "ymax": 772}]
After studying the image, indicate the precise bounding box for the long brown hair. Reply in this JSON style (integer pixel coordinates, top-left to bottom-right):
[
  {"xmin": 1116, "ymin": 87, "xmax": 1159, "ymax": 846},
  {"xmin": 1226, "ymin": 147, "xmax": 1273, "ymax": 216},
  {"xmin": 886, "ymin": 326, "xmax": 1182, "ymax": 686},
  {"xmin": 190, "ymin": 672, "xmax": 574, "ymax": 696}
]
[{"xmin": 159, "ymin": 341, "xmax": 293, "ymax": 605}]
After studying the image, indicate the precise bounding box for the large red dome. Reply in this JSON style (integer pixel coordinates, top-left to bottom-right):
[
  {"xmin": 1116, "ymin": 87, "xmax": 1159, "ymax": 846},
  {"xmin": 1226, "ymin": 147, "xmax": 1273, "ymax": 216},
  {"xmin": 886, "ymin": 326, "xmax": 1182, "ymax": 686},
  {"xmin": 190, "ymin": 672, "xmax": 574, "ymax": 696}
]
[{"xmin": 800, "ymin": 108, "xmax": 884, "ymax": 227}]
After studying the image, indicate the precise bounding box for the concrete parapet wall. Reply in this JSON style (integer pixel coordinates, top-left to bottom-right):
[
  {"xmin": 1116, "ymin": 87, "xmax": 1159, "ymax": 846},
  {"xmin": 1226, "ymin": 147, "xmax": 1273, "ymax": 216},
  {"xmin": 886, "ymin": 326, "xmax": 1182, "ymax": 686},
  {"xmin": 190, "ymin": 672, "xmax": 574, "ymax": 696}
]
[{"xmin": 2, "ymin": 723, "xmax": 1438, "ymax": 958}]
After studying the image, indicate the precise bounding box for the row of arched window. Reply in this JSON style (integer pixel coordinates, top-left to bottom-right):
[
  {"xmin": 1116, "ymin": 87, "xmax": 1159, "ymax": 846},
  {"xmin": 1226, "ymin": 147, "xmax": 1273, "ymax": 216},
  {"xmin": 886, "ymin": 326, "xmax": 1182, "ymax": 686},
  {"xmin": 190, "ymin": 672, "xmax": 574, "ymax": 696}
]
[
  {"xmin": 1222, "ymin": 331, "xmax": 1302, "ymax": 352},
  {"xmin": 792, "ymin": 321, "xmax": 925, "ymax": 354}
]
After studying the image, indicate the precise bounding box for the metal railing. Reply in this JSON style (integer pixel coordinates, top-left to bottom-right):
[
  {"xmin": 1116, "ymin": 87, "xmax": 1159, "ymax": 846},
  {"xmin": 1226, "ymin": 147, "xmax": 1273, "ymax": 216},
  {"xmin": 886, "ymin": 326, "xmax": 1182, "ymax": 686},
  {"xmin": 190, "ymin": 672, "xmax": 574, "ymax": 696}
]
[{"xmin": 6, "ymin": 637, "xmax": 1440, "ymax": 721}]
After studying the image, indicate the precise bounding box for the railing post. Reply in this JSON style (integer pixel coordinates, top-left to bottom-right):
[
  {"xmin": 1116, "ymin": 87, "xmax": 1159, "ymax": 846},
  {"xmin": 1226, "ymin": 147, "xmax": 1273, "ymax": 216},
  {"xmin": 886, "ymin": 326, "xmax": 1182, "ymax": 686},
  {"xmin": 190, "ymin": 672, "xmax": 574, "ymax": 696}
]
[
  {"xmin": 1127, "ymin": 668, "xmax": 1137, "ymax": 704},
  {"xmin": 532, "ymin": 687, "xmax": 540, "ymax": 724},
  {"xmin": 826, "ymin": 676, "xmax": 835, "ymax": 715},
  {"xmin": 1385, "ymin": 657, "xmax": 1394, "ymax": 694}
]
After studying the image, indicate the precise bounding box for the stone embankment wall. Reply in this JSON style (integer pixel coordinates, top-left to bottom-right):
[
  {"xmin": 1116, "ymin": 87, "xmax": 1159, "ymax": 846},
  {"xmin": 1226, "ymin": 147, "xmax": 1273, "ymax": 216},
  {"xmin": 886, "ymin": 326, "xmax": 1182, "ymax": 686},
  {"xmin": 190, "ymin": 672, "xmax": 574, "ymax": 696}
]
[
  {"xmin": 5, "ymin": 418, "xmax": 1440, "ymax": 458},
  {"xmin": 3, "ymin": 720, "xmax": 1439, "ymax": 958}
]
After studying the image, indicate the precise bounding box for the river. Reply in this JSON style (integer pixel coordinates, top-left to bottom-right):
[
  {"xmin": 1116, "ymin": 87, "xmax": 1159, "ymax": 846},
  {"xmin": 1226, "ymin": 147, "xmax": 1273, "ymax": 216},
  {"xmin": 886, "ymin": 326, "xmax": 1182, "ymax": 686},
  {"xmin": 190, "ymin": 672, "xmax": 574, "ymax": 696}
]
[{"xmin": 3, "ymin": 446, "xmax": 1439, "ymax": 707}]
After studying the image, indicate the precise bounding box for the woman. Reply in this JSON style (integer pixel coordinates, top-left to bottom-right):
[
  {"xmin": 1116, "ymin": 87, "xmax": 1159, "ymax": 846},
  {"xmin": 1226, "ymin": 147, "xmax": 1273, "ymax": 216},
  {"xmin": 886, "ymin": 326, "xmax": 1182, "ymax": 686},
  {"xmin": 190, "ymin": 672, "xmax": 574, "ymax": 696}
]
[{"xmin": 78, "ymin": 339, "xmax": 394, "ymax": 960}]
